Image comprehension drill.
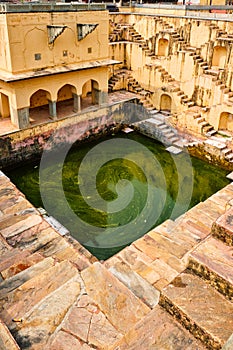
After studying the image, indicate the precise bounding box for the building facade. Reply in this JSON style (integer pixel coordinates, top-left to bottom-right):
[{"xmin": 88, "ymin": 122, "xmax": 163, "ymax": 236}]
[{"xmin": 0, "ymin": 3, "xmax": 114, "ymax": 129}]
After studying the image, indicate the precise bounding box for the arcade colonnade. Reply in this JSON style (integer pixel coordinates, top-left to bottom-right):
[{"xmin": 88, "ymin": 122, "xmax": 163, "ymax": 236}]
[{"xmin": 0, "ymin": 67, "xmax": 108, "ymax": 129}]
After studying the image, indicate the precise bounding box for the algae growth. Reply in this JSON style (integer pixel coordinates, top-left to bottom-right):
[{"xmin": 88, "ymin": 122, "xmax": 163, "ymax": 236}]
[{"xmin": 7, "ymin": 132, "xmax": 230, "ymax": 260}]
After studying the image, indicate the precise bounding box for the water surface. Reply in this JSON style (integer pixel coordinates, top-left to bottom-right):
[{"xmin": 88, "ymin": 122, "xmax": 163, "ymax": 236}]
[{"xmin": 7, "ymin": 132, "xmax": 230, "ymax": 260}]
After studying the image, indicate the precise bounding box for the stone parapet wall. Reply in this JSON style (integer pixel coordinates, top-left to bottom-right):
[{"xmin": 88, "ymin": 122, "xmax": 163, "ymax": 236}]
[
  {"xmin": 0, "ymin": 3, "xmax": 106, "ymax": 13},
  {"xmin": 0, "ymin": 99, "xmax": 138, "ymax": 169}
]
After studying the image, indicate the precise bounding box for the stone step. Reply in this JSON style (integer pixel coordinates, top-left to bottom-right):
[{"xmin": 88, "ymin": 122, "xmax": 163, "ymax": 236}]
[
  {"xmin": 0, "ymin": 260, "xmax": 78, "ymax": 327},
  {"xmin": 222, "ymin": 148, "xmax": 232, "ymax": 156},
  {"xmin": 109, "ymin": 305, "xmax": 206, "ymax": 350},
  {"xmin": 160, "ymin": 272, "xmax": 233, "ymax": 349},
  {"xmin": 81, "ymin": 262, "xmax": 150, "ymax": 334},
  {"xmin": 206, "ymin": 129, "xmax": 217, "ymax": 136},
  {"xmin": 151, "ymin": 219, "xmax": 200, "ymax": 251},
  {"xmin": 11, "ymin": 273, "xmax": 82, "ymax": 349},
  {"xmin": 107, "ymin": 260, "xmax": 160, "ymax": 308},
  {"xmin": 145, "ymin": 118, "xmax": 163, "ymax": 126},
  {"xmin": 0, "ymin": 319, "xmax": 20, "ymax": 350},
  {"xmin": 212, "ymin": 206, "xmax": 233, "ymax": 246},
  {"xmin": 225, "ymin": 153, "xmax": 233, "ymax": 160},
  {"xmin": 0, "ymin": 257, "xmax": 56, "ymax": 299},
  {"xmin": 1, "ymin": 251, "xmax": 44, "ymax": 279},
  {"xmin": 188, "ymin": 236, "xmax": 233, "ymax": 301},
  {"xmin": 186, "ymin": 101, "xmax": 195, "ymax": 107},
  {"xmin": 133, "ymin": 231, "xmax": 187, "ymax": 273},
  {"xmin": 166, "ymin": 132, "xmax": 176, "ymax": 139},
  {"xmin": 203, "ymin": 125, "xmax": 214, "ymax": 133},
  {"xmin": 168, "ymin": 136, "xmax": 180, "ymax": 143},
  {"xmin": 106, "ymin": 243, "xmax": 179, "ymax": 290}
]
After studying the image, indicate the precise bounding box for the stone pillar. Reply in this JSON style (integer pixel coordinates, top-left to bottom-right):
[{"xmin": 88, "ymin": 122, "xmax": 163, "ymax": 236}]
[
  {"xmin": 97, "ymin": 91, "xmax": 108, "ymax": 106},
  {"xmin": 73, "ymin": 93, "xmax": 81, "ymax": 112},
  {"xmin": 17, "ymin": 107, "xmax": 30, "ymax": 129},
  {"xmin": 49, "ymin": 100, "xmax": 57, "ymax": 119}
]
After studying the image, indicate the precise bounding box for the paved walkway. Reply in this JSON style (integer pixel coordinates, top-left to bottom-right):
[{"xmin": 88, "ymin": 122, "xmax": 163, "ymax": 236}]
[
  {"xmin": 0, "ymin": 91, "xmax": 137, "ymax": 137},
  {"xmin": 0, "ymin": 170, "xmax": 233, "ymax": 349}
]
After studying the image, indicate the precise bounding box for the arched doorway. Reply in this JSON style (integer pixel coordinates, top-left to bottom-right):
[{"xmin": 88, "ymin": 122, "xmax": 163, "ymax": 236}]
[
  {"xmin": 0, "ymin": 93, "xmax": 10, "ymax": 119},
  {"xmin": 81, "ymin": 79, "xmax": 99, "ymax": 109},
  {"xmin": 219, "ymin": 112, "xmax": 233, "ymax": 131},
  {"xmin": 0, "ymin": 92, "xmax": 16, "ymax": 134},
  {"xmin": 57, "ymin": 84, "xmax": 77, "ymax": 118},
  {"xmin": 158, "ymin": 38, "xmax": 169, "ymax": 57},
  {"xmin": 212, "ymin": 46, "xmax": 227, "ymax": 68},
  {"xmin": 160, "ymin": 94, "xmax": 172, "ymax": 112},
  {"xmin": 29, "ymin": 89, "xmax": 51, "ymax": 125}
]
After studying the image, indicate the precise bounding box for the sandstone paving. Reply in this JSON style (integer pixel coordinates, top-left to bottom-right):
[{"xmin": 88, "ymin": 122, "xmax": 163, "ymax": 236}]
[
  {"xmin": 198, "ymin": 198, "xmax": 226, "ymax": 220},
  {"xmin": 105, "ymin": 246, "xmax": 162, "ymax": 284},
  {"xmin": 48, "ymin": 330, "xmax": 96, "ymax": 350},
  {"xmin": 1, "ymin": 169, "xmax": 233, "ymax": 349},
  {"xmin": 108, "ymin": 260, "xmax": 160, "ymax": 308},
  {"xmin": 212, "ymin": 206, "xmax": 233, "ymax": 245},
  {"xmin": 178, "ymin": 215, "xmax": 211, "ymax": 240},
  {"xmin": 81, "ymin": 262, "xmax": 150, "ymax": 334},
  {"xmin": 2, "ymin": 260, "xmax": 79, "ymax": 326},
  {"xmin": 10, "ymin": 275, "xmax": 81, "ymax": 350},
  {"xmin": 0, "ymin": 257, "xmax": 56, "ymax": 298},
  {"xmin": 0, "ymin": 248, "xmax": 32, "ymax": 273},
  {"xmin": 1, "ymin": 252, "xmax": 44, "ymax": 279},
  {"xmin": 189, "ymin": 236, "xmax": 233, "ymax": 300},
  {"xmin": 0, "ymin": 212, "xmax": 42, "ymax": 239},
  {"xmin": 0, "ymin": 235, "xmax": 11, "ymax": 256},
  {"xmin": 6, "ymin": 222, "xmax": 60, "ymax": 250},
  {"xmin": 59, "ymin": 294, "xmax": 123, "ymax": 349},
  {"xmin": 2, "ymin": 197, "xmax": 33, "ymax": 216},
  {"xmin": 133, "ymin": 234, "xmax": 187, "ymax": 272},
  {"xmin": 150, "ymin": 219, "xmax": 199, "ymax": 249},
  {"xmin": 109, "ymin": 305, "xmax": 206, "ymax": 350},
  {"xmin": 160, "ymin": 272, "xmax": 233, "ymax": 349},
  {"xmin": 0, "ymin": 318, "xmax": 20, "ymax": 350}
]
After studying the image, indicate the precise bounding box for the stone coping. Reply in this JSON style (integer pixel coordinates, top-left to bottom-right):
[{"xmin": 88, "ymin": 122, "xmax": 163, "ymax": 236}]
[
  {"xmin": 0, "ymin": 59, "xmax": 120, "ymax": 83},
  {"xmin": 0, "ymin": 2, "xmax": 106, "ymax": 13}
]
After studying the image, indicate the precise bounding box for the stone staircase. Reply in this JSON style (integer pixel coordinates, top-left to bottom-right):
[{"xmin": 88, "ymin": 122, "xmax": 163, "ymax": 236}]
[
  {"xmin": 108, "ymin": 70, "xmax": 154, "ymax": 109},
  {"xmin": 186, "ymin": 45, "xmax": 233, "ymax": 108},
  {"xmin": 105, "ymin": 183, "xmax": 233, "ymax": 349},
  {"xmin": 108, "ymin": 70, "xmax": 128, "ymax": 92},
  {"xmin": 191, "ymin": 109, "xmax": 217, "ymax": 136},
  {"xmin": 109, "ymin": 22, "xmax": 155, "ymax": 57},
  {"xmin": 1, "ymin": 160, "xmax": 233, "ymax": 348},
  {"xmin": 147, "ymin": 62, "xmax": 195, "ymax": 109},
  {"xmin": 133, "ymin": 110, "xmax": 188, "ymax": 148}
]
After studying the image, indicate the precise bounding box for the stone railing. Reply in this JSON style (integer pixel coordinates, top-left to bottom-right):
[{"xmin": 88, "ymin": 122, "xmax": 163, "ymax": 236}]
[{"xmin": 0, "ymin": 2, "xmax": 106, "ymax": 13}]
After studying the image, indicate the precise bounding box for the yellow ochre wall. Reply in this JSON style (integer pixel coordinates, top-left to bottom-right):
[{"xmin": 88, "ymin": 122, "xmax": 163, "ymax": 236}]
[{"xmin": 2, "ymin": 10, "xmax": 109, "ymax": 74}]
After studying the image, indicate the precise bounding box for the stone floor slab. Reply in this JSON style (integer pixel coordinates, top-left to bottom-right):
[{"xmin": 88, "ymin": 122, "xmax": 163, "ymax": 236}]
[
  {"xmin": 0, "ymin": 257, "xmax": 56, "ymax": 298},
  {"xmin": 0, "ymin": 319, "xmax": 20, "ymax": 350},
  {"xmin": 81, "ymin": 262, "xmax": 150, "ymax": 334},
  {"xmin": 0, "ymin": 260, "xmax": 78, "ymax": 326},
  {"xmin": 61, "ymin": 295, "xmax": 122, "ymax": 348},
  {"xmin": 189, "ymin": 236, "xmax": 233, "ymax": 300},
  {"xmin": 160, "ymin": 272, "xmax": 233, "ymax": 349},
  {"xmin": 212, "ymin": 207, "xmax": 233, "ymax": 245},
  {"xmin": 109, "ymin": 305, "xmax": 206, "ymax": 350},
  {"xmin": 11, "ymin": 275, "xmax": 81, "ymax": 350},
  {"xmin": 108, "ymin": 260, "xmax": 160, "ymax": 308}
]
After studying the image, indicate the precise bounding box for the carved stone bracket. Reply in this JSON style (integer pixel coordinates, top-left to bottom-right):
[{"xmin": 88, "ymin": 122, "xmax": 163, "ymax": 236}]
[
  {"xmin": 77, "ymin": 24, "xmax": 98, "ymax": 41},
  {"xmin": 47, "ymin": 25, "xmax": 67, "ymax": 45}
]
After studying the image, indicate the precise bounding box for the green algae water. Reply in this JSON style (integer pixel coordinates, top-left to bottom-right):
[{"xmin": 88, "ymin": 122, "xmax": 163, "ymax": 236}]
[{"xmin": 7, "ymin": 132, "xmax": 230, "ymax": 260}]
